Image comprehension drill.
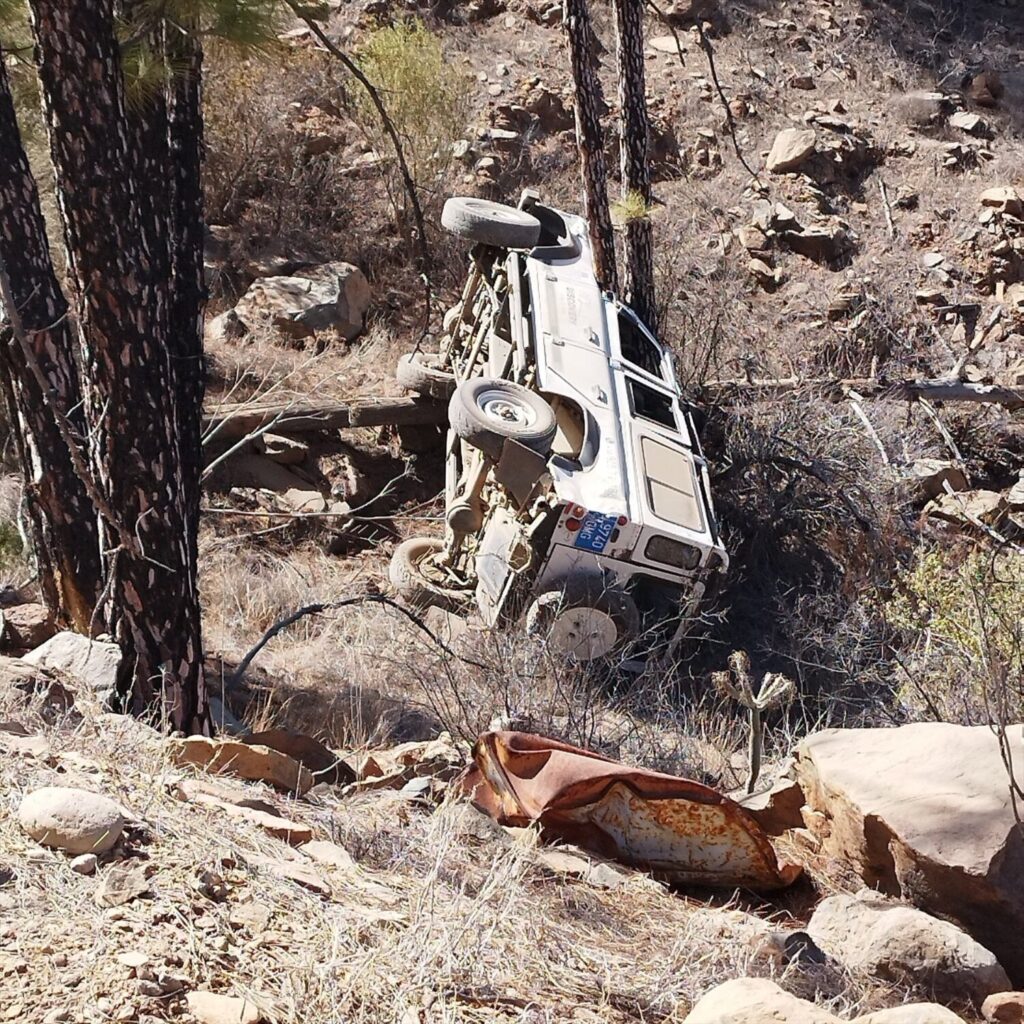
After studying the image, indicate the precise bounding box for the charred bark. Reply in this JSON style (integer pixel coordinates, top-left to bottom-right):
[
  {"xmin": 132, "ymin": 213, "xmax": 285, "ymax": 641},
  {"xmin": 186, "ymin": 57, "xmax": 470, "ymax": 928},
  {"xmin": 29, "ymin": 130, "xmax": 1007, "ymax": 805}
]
[
  {"xmin": 28, "ymin": 0, "xmax": 207, "ymax": 732},
  {"xmin": 612, "ymin": 0, "xmax": 657, "ymax": 334},
  {"xmin": 0, "ymin": 56, "xmax": 102, "ymax": 629},
  {"xmin": 564, "ymin": 0, "xmax": 618, "ymax": 294}
]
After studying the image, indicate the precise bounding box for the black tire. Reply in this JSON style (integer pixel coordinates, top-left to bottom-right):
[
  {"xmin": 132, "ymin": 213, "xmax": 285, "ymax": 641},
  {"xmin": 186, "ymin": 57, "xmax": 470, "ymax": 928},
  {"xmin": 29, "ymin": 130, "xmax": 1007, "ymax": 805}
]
[
  {"xmin": 448, "ymin": 378, "xmax": 557, "ymax": 461},
  {"xmin": 525, "ymin": 578, "xmax": 640, "ymax": 662},
  {"xmin": 441, "ymin": 197, "xmax": 542, "ymax": 249},
  {"xmin": 395, "ymin": 352, "xmax": 455, "ymax": 399},
  {"xmin": 388, "ymin": 537, "xmax": 471, "ymax": 610}
]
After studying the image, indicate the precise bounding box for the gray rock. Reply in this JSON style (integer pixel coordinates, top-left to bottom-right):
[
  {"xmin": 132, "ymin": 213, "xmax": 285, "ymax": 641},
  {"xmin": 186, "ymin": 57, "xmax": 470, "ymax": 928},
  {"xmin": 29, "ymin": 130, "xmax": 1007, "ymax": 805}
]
[
  {"xmin": 69, "ymin": 853, "xmax": 98, "ymax": 875},
  {"xmin": 18, "ymin": 786, "xmax": 125, "ymax": 855},
  {"xmin": 807, "ymin": 891, "xmax": 1010, "ymax": 1003},
  {"xmin": 0, "ymin": 603, "xmax": 56, "ymax": 650},
  {"xmin": 234, "ymin": 261, "xmax": 370, "ymax": 341},
  {"xmin": 23, "ymin": 632, "xmax": 121, "ymax": 707}
]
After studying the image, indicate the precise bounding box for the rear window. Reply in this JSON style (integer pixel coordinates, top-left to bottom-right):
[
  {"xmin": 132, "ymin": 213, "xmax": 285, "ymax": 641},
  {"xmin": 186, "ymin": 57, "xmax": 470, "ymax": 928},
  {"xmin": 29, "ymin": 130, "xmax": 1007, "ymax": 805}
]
[
  {"xmin": 627, "ymin": 379, "xmax": 676, "ymax": 429},
  {"xmin": 618, "ymin": 312, "xmax": 665, "ymax": 379}
]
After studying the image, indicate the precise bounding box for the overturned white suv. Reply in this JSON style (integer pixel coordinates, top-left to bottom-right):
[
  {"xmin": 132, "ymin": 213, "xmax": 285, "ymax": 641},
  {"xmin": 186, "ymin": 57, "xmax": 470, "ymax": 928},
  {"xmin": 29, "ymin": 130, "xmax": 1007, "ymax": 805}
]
[{"xmin": 391, "ymin": 191, "xmax": 727, "ymax": 662}]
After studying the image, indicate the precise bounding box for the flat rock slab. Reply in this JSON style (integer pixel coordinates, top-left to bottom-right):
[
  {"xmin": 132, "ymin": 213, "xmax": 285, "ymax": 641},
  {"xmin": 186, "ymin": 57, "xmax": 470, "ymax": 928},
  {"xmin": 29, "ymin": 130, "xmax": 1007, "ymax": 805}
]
[
  {"xmin": 794, "ymin": 722, "xmax": 1024, "ymax": 982},
  {"xmin": 170, "ymin": 737, "xmax": 313, "ymax": 795}
]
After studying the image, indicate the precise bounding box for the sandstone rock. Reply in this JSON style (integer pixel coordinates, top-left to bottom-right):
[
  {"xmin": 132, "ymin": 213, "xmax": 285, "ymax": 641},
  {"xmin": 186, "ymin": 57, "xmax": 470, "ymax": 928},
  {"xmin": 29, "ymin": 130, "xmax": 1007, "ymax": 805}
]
[
  {"xmin": 793, "ymin": 723, "xmax": 1024, "ymax": 980},
  {"xmin": 980, "ymin": 188, "xmax": 1023, "ymax": 217},
  {"xmin": 983, "ymin": 992, "xmax": 1024, "ymax": 1023},
  {"xmin": 807, "ymin": 891, "xmax": 1009, "ymax": 1003},
  {"xmin": 781, "ymin": 225, "xmax": 849, "ymax": 263},
  {"xmin": 243, "ymin": 729, "xmax": 354, "ymax": 786},
  {"xmin": 1, "ymin": 604, "xmax": 56, "ymax": 650},
  {"xmin": 534, "ymin": 846, "xmax": 646, "ymax": 890},
  {"xmin": 191, "ymin": 793, "xmax": 313, "ymax": 844},
  {"xmin": 950, "ymin": 111, "xmax": 988, "ymax": 135},
  {"xmin": 766, "ymin": 129, "xmax": 816, "ymax": 173},
  {"xmin": 684, "ymin": 978, "xmax": 835, "ymax": 1024},
  {"xmin": 249, "ymin": 856, "xmax": 331, "ymax": 896},
  {"xmin": 23, "ymin": 632, "xmax": 121, "ymax": 706},
  {"xmin": 169, "ymin": 737, "xmax": 314, "ymax": 795},
  {"xmin": 185, "ymin": 991, "xmax": 262, "ymax": 1024},
  {"xmin": 967, "ymin": 71, "xmax": 1004, "ymax": 108},
  {"xmin": 18, "ymin": 786, "xmax": 124, "ymax": 854},
  {"xmin": 205, "ymin": 309, "xmax": 245, "ymax": 345},
  {"xmin": 897, "ymin": 458, "xmax": 968, "ymax": 502},
  {"xmin": 927, "ymin": 488, "xmax": 1007, "ymax": 527},
  {"xmin": 1008, "ymin": 473, "xmax": 1024, "ymax": 511},
  {"xmin": 301, "ymin": 840, "xmax": 357, "ymax": 871},
  {"xmin": 736, "ymin": 769, "xmax": 804, "ymax": 836},
  {"xmin": 648, "ymin": 35, "xmax": 683, "ymax": 54},
  {"xmin": 234, "ymin": 262, "xmax": 370, "ymax": 341},
  {"xmin": 854, "ymin": 1007, "xmax": 965, "ymax": 1024},
  {"xmin": 95, "ymin": 862, "xmax": 150, "ymax": 907}
]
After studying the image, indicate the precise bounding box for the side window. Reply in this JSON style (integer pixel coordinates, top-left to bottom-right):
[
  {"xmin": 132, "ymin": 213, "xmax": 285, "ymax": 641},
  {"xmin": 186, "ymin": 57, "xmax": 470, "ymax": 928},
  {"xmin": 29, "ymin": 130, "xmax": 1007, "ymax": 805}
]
[
  {"xmin": 627, "ymin": 379, "xmax": 676, "ymax": 430},
  {"xmin": 618, "ymin": 311, "xmax": 665, "ymax": 380}
]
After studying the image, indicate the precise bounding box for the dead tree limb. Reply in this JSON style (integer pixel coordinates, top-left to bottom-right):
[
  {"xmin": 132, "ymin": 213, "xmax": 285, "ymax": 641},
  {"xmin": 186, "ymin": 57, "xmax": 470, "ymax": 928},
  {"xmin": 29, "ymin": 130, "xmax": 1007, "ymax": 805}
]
[{"xmin": 699, "ymin": 376, "xmax": 1024, "ymax": 410}]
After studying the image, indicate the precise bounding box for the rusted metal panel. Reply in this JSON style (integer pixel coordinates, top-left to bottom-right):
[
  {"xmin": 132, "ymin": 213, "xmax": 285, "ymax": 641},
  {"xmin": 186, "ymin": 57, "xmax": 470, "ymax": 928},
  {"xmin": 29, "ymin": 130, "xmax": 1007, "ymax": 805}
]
[{"xmin": 461, "ymin": 731, "xmax": 801, "ymax": 891}]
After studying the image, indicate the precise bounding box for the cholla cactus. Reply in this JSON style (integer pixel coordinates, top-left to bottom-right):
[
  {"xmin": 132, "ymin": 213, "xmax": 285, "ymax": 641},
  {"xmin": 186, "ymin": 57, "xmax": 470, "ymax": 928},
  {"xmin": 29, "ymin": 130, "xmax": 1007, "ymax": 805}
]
[{"xmin": 713, "ymin": 651, "xmax": 795, "ymax": 794}]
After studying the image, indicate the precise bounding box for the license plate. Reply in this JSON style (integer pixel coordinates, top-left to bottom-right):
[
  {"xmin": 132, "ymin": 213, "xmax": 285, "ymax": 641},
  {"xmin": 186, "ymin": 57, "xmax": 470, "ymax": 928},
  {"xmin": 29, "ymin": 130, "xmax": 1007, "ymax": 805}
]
[{"xmin": 573, "ymin": 511, "xmax": 618, "ymax": 553}]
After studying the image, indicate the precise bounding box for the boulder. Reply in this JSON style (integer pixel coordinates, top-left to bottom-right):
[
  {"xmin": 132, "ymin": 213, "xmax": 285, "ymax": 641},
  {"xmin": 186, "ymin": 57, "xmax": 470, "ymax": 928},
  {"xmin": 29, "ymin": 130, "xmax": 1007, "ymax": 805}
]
[
  {"xmin": 234, "ymin": 262, "xmax": 370, "ymax": 341},
  {"xmin": 793, "ymin": 723, "xmax": 1024, "ymax": 982},
  {"xmin": 22, "ymin": 632, "xmax": 121, "ymax": 706},
  {"xmin": 185, "ymin": 992, "xmax": 262, "ymax": 1024},
  {"xmin": 980, "ymin": 188, "xmax": 1023, "ymax": 217},
  {"xmin": 18, "ymin": 786, "xmax": 125, "ymax": 855},
  {"xmin": 243, "ymin": 728, "xmax": 355, "ymax": 786},
  {"xmin": 766, "ymin": 129, "xmax": 817, "ymax": 173},
  {"xmin": 926, "ymin": 489, "xmax": 1007, "ymax": 527},
  {"xmin": 807, "ymin": 892, "xmax": 1010, "ymax": 1003},
  {"xmin": 855, "ymin": 1008, "xmax": 964, "ymax": 1024},
  {"xmin": 0, "ymin": 604, "xmax": 56, "ymax": 650},
  {"xmin": 950, "ymin": 111, "xmax": 988, "ymax": 135},
  {"xmin": 169, "ymin": 737, "xmax": 314, "ymax": 795},
  {"xmin": 683, "ymin": 978, "xmax": 835, "ymax": 1024},
  {"xmin": 984, "ymin": 993, "xmax": 1024, "ymax": 1023}
]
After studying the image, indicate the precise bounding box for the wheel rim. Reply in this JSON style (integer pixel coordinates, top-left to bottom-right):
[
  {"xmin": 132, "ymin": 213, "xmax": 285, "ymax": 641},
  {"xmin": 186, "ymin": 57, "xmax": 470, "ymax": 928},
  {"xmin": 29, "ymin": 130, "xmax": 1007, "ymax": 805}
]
[
  {"xmin": 549, "ymin": 608, "xmax": 618, "ymax": 660},
  {"xmin": 477, "ymin": 388, "xmax": 536, "ymax": 429}
]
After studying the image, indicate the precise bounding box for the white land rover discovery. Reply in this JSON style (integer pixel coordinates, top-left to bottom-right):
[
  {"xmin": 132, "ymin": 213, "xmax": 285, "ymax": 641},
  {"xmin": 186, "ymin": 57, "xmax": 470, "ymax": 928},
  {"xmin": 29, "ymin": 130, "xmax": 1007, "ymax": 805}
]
[{"xmin": 390, "ymin": 191, "xmax": 727, "ymax": 662}]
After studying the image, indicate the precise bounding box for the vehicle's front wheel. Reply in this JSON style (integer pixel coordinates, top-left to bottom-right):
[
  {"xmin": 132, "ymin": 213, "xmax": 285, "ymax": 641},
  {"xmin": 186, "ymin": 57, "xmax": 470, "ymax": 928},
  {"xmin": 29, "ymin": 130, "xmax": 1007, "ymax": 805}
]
[
  {"xmin": 441, "ymin": 197, "xmax": 542, "ymax": 249},
  {"xmin": 525, "ymin": 580, "xmax": 640, "ymax": 662},
  {"xmin": 448, "ymin": 378, "xmax": 557, "ymax": 461},
  {"xmin": 388, "ymin": 537, "xmax": 472, "ymax": 610},
  {"xmin": 395, "ymin": 351, "xmax": 455, "ymax": 399}
]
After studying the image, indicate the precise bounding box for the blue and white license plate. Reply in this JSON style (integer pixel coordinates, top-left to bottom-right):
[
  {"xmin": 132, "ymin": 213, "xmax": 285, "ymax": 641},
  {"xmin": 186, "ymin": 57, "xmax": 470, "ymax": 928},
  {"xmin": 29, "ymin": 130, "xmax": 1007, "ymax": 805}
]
[{"xmin": 573, "ymin": 511, "xmax": 618, "ymax": 553}]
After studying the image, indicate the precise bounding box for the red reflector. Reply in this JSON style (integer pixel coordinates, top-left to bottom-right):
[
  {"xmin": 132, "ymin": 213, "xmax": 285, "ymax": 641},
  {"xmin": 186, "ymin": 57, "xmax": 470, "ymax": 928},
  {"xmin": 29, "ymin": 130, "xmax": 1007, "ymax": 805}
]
[
  {"xmin": 617, "ymin": 515, "xmax": 629, "ymax": 526},
  {"xmin": 566, "ymin": 518, "xmax": 581, "ymax": 532}
]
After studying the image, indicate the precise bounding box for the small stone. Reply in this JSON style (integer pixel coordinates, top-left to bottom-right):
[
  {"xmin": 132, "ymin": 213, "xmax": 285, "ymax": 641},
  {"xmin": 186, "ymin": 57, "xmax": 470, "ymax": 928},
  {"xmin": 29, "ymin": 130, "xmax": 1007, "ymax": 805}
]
[
  {"xmin": 983, "ymin": 992, "xmax": 1024, "ymax": 1023},
  {"xmin": 789, "ymin": 74, "xmax": 816, "ymax": 90},
  {"xmin": 301, "ymin": 839, "xmax": 357, "ymax": 871},
  {"xmin": 980, "ymin": 187, "xmax": 1023, "ymax": 217},
  {"xmin": 18, "ymin": 787, "xmax": 124, "ymax": 855},
  {"xmin": 487, "ymin": 83, "xmax": 503, "ymax": 97},
  {"xmin": 259, "ymin": 434, "xmax": 308, "ymax": 466},
  {"xmin": 185, "ymin": 992, "xmax": 262, "ymax": 1024},
  {"xmin": 69, "ymin": 853, "xmax": 98, "ymax": 875},
  {"xmin": 921, "ymin": 252, "xmax": 946, "ymax": 268},
  {"xmin": 950, "ymin": 111, "xmax": 987, "ymax": 135},
  {"xmin": 95, "ymin": 862, "xmax": 150, "ymax": 908},
  {"xmin": 116, "ymin": 951, "xmax": 149, "ymax": 970}
]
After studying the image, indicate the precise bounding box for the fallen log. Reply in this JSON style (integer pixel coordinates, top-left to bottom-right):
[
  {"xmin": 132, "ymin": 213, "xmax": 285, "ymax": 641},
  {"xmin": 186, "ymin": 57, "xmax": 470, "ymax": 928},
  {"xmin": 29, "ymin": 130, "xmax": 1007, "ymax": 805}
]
[
  {"xmin": 203, "ymin": 396, "xmax": 447, "ymax": 441},
  {"xmin": 698, "ymin": 377, "xmax": 1024, "ymax": 410}
]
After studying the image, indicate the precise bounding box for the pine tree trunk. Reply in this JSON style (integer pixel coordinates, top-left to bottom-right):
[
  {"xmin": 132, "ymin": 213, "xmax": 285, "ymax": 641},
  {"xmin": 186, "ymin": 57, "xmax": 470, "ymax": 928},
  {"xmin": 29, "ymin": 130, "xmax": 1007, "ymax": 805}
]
[
  {"xmin": 564, "ymin": 0, "xmax": 618, "ymax": 294},
  {"xmin": 28, "ymin": 0, "xmax": 207, "ymax": 732},
  {"xmin": 612, "ymin": 0, "xmax": 657, "ymax": 334},
  {"xmin": 0, "ymin": 57, "xmax": 102, "ymax": 629}
]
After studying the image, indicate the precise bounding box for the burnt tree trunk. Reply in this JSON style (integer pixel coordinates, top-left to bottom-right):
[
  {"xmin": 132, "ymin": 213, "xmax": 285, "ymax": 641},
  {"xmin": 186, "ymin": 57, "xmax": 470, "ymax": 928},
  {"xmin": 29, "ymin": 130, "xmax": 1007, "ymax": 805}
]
[
  {"xmin": 564, "ymin": 0, "xmax": 618, "ymax": 293},
  {"xmin": 28, "ymin": 0, "xmax": 207, "ymax": 732},
  {"xmin": 612, "ymin": 0, "xmax": 657, "ymax": 334},
  {"xmin": 0, "ymin": 56, "xmax": 102, "ymax": 629}
]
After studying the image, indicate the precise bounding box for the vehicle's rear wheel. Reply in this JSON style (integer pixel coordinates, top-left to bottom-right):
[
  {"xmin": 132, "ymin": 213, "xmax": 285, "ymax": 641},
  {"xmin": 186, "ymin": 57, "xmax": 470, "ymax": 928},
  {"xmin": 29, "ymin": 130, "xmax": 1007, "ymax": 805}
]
[
  {"xmin": 441, "ymin": 197, "xmax": 542, "ymax": 249},
  {"xmin": 525, "ymin": 579, "xmax": 641, "ymax": 662},
  {"xmin": 448, "ymin": 378, "xmax": 557, "ymax": 461},
  {"xmin": 389, "ymin": 537, "xmax": 471, "ymax": 610},
  {"xmin": 395, "ymin": 351, "xmax": 455, "ymax": 399}
]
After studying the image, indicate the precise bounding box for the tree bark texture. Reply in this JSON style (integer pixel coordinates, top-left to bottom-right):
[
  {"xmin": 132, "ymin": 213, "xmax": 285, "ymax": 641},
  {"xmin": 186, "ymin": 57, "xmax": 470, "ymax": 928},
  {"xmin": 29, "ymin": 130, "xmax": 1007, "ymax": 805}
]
[
  {"xmin": 564, "ymin": 0, "xmax": 618, "ymax": 294},
  {"xmin": 612, "ymin": 0, "xmax": 658, "ymax": 334},
  {"xmin": 28, "ymin": 0, "xmax": 207, "ymax": 732},
  {"xmin": 0, "ymin": 56, "xmax": 102, "ymax": 629}
]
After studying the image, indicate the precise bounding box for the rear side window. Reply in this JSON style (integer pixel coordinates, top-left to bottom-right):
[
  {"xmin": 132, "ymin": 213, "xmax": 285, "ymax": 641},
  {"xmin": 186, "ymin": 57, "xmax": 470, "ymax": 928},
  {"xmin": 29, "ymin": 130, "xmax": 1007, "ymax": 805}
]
[
  {"xmin": 627, "ymin": 378, "xmax": 676, "ymax": 429},
  {"xmin": 618, "ymin": 311, "xmax": 665, "ymax": 379}
]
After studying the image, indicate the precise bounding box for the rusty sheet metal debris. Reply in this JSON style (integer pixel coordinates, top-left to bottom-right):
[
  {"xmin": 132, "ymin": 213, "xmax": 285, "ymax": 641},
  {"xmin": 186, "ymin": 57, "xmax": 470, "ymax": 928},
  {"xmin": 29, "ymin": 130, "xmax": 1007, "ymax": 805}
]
[{"xmin": 461, "ymin": 731, "xmax": 801, "ymax": 891}]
